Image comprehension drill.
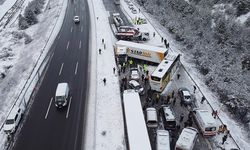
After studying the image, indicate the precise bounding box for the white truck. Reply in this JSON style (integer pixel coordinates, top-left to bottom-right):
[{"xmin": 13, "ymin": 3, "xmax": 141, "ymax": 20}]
[
  {"xmin": 55, "ymin": 83, "xmax": 69, "ymax": 108},
  {"xmin": 115, "ymin": 26, "xmax": 150, "ymax": 41},
  {"xmin": 115, "ymin": 40, "xmax": 168, "ymax": 64},
  {"xmin": 114, "ymin": 46, "xmax": 127, "ymax": 64}
]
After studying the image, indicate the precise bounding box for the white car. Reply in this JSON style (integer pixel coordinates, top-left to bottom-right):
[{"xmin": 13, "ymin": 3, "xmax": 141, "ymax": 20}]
[
  {"xmin": 128, "ymin": 80, "xmax": 144, "ymax": 95},
  {"xmin": 178, "ymin": 88, "xmax": 193, "ymax": 105},
  {"xmin": 74, "ymin": 16, "xmax": 80, "ymax": 23},
  {"xmin": 4, "ymin": 106, "xmax": 23, "ymax": 134},
  {"xmin": 130, "ymin": 68, "xmax": 140, "ymax": 80}
]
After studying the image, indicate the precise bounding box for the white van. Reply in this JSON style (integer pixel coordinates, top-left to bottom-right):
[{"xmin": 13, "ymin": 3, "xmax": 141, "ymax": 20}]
[
  {"xmin": 175, "ymin": 127, "xmax": 198, "ymax": 150},
  {"xmin": 4, "ymin": 106, "xmax": 23, "ymax": 134},
  {"xmin": 55, "ymin": 83, "xmax": 69, "ymax": 108},
  {"xmin": 156, "ymin": 130, "xmax": 171, "ymax": 150},
  {"xmin": 193, "ymin": 109, "xmax": 217, "ymax": 136},
  {"xmin": 146, "ymin": 107, "xmax": 158, "ymax": 128}
]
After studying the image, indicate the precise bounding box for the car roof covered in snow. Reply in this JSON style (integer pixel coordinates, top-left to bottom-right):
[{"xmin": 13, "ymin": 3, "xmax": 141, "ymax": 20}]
[{"xmin": 56, "ymin": 83, "xmax": 68, "ymax": 96}]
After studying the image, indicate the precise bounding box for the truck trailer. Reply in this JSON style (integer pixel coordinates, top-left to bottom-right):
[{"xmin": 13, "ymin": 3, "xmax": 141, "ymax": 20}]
[{"xmin": 115, "ymin": 40, "xmax": 168, "ymax": 64}]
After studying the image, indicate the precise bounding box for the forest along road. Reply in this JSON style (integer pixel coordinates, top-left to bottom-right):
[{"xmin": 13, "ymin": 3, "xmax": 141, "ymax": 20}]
[{"xmin": 12, "ymin": 0, "xmax": 90, "ymax": 149}]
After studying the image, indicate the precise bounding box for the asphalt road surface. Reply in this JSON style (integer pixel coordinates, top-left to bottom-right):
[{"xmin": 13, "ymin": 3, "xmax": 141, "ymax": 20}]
[{"xmin": 12, "ymin": 0, "xmax": 90, "ymax": 149}]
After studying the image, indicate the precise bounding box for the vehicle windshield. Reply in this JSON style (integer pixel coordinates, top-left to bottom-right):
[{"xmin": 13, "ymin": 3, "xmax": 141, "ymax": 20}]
[
  {"xmin": 135, "ymin": 85, "xmax": 141, "ymax": 90},
  {"xmin": 184, "ymin": 95, "xmax": 191, "ymax": 99},
  {"xmin": 6, "ymin": 119, "xmax": 14, "ymax": 124},
  {"xmin": 167, "ymin": 121, "xmax": 176, "ymax": 126},
  {"xmin": 151, "ymin": 76, "xmax": 161, "ymax": 82},
  {"xmin": 205, "ymin": 127, "xmax": 216, "ymax": 131},
  {"xmin": 56, "ymin": 96, "xmax": 64, "ymax": 102}
]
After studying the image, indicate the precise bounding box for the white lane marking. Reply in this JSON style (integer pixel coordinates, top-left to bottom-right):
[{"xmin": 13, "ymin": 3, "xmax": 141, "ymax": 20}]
[
  {"xmin": 59, "ymin": 63, "xmax": 64, "ymax": 76},
  {"xmin": 75, "ymin": 62, "xmax": 78, "ymax": 75},
  {"xmin": 66, "ymin": 97, "xmax": 72, "ymax": 118},
  {"xmin": 66, "ymin": 41, "xmax": 70, "ymax": 50},
  {"xmin": 79, "ymin": 41, "xmax": 81, "ymax": 49},
  {"xmin": 71, "ymin": 27, "xmax": 73, "ymax": 32},
  {"xmin": 81, "ymin": 26, "xmax": 83, "ymax": 32},
  {"xmin": 45, "ymin": 97, "xmax": 53, "ymax": 119}
]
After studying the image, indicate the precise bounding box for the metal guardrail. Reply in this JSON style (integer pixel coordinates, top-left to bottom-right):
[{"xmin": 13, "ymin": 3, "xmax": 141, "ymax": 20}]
[{"xmin": 0, "ymin": 0, "xmax": 67, "ymax": 148}]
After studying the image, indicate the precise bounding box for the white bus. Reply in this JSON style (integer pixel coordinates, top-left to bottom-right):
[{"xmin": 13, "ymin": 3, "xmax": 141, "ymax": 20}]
[
  {"xmin": 150, "ymin": 51, "xmax": 180, "ymax": 92},
  {"xmin": 123, "ymin": 90, "xmax": 152, "ymax": 150},
  {"xmin": 193, "ymin": 109, "xmax": 217, "ymax": 136}
]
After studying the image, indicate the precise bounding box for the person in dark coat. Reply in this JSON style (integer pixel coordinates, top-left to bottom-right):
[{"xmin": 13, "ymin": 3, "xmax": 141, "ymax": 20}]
[
  {"xmin": 173, "ymin": 97, "xmax": 176, "ymax": 106},
  {"xmin": 171, "ymin": 91, "xmax": 175, "ymax": 98},
  {"xmin": 103, "ymin": 78, "xmax": 106, "ymax": 85},
  {"xmin": 201, "ymin": 96, "xmax": 206, "ymax": 104},
  {"xmin": 177, "ymin": 73, "xmax": 180, "ymax": 79},
  {"xmin": 180, "ymin": 113, "xmax": 184, "ymax": 123},
  {"xmin": 222, "ymin": 134, "xmax": 228, "ymax": 145},
  {"xmin": 193, "ymin": 85, "xmax": 197, "ymax": 93}
]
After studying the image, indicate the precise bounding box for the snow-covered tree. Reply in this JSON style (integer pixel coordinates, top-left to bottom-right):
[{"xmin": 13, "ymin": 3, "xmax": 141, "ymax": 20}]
[{"xmin": 18, "ymin": 14, "xmax": 29, "ymax": 30}]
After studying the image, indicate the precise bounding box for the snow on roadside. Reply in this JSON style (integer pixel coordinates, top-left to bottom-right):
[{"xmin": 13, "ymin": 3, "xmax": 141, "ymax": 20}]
[
  {"xmin": 84, "ymin": 0, "xmax": 126, "ymax": 149},
  {"xmin": 0, "ymin": 0, "xmax": 17, "ymax": 20},
  {"xmin": 0, "ymin": 0, "xmax": 67, "ymax": 148}
]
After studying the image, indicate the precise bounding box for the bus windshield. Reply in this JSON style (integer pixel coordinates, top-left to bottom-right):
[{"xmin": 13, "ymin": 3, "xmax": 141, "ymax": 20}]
[
  {"xmin": 205, "ymin": 127, "xmax": 216, "ymax": 131},
  {"xmin": 151, "ymin": 76, "xmax": 161, "ymax": 82}
]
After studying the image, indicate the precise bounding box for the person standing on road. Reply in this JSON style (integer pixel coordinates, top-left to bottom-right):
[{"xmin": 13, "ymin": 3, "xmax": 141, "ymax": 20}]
[
  {"xmin": 201, "ymin": 96, "xmax": 206, "ymax": 104},
  {"xmin": 166, "ymin": 95, "xmax": 170, "ymax": 104},
  {"xmin": 161, "ymin": 37, "xmax": 163, "ymax": 43},
  {"xmin": 222, "ymin": 134, "xmax": 228, "ymax": 145},
  {"xmin": 99, "ymin": 48, "xmax": 101, "ymax": 54},
  {"xmin": 173, "ymin": 97, "xmax": 176, "ymax": 106},
  {"xmin": 171, "ymin": 90, "xmax": 175, "ymax": 98},
  {"xmin": 113, "ymin": 67, "xmax": 116, "ymax": 74},
  {"xmin": 180, "ymin": 113, "xmax": 184, "ymax": 123},
  {"xmin": 103, "ymin": 78, "xmax": 106, "ymax": 86},
  {"xmin": 193, "ymin": 85, "xmax": 197, "ymax": 93},
  {"xmin": 141, "ymin": 74, "xmax": 145, "ymax": 82},
  {"xmin": 156, "ymin": 94, "xmax": 160, "ymax": 104},
  {"xmin": 153, "ymin": 32, "xmax": 155, "ymax": 37},
  {"xmin": 177, "ymin": 73, "xmax": 180, "ymax": 79}
]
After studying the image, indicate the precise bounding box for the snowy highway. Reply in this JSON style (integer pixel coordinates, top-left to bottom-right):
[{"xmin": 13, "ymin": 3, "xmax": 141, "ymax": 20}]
[{"xmin": 11, "ymin": 0, "xmax": 90, "ymax": 149}]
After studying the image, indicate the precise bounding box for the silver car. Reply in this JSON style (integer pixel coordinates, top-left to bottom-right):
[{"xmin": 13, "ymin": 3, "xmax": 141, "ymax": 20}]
[
  {"xmin": 178, "ymin": 88, "xmax": 193, "ymax": 105},
  {"xmin": 128, "ymin": 80, "xmax": 144, "ymax": 95}
]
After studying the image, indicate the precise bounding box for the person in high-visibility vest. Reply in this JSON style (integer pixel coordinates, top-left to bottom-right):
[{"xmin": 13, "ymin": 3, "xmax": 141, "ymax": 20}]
[
  {"xmin": 129, "ymin": 59, "xmax": 133, "ymax": 67},
  {"xmin": 143, "ymin": 64, "xmax": 147, "ymax": 73}
]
